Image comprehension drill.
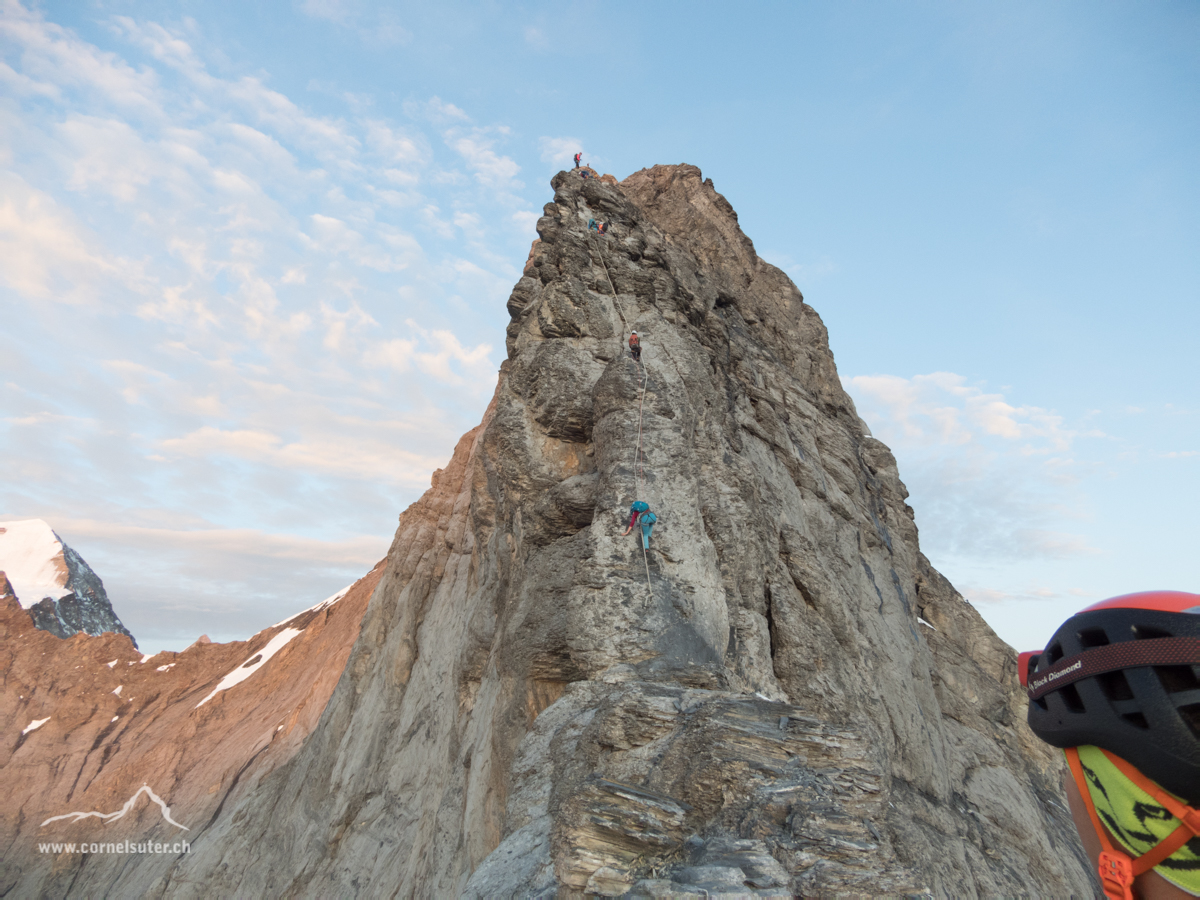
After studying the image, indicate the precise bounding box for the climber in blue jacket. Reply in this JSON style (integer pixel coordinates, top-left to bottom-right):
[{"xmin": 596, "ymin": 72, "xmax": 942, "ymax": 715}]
[
  {"xmin": 622, "ymin": 500, "xmax": 649, "ymax": 535},
  {"xmin": 639, "ymin": 511, "xmax": 657, "ymax": 550}
]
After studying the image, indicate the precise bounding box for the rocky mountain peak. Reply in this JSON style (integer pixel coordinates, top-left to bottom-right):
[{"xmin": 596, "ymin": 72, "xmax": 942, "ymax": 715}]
[
  {"xmin": 0, "ymin": 518, "xmax": 135, "ymax": 646},
  {"xmin": 0, "ymin": 165, "xmax": 1093, "ymax": 898}
]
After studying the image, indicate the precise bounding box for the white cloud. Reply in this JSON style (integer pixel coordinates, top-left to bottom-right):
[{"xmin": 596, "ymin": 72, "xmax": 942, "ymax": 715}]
[
  {"xmin": 0, "ymin": 4, "xmax": 160, "ymax": 110},
  {"xmin": 299, "ymin": 0, "xmax": 355, "ymax": 25},
  {"xmin": 1, "ymin": 3, "xmax": 526, "ymax": 650},
  {"xmin": 363, "ymin": 337, "xmax": 417, "ymax": 373},
  {"xmin": 297, "ymin": 1, "xmax": 411, "ymax": 45},
  {"xmin": 847, "ymin": 372, "xmax": 1096, "ymax": 563},
  {"xmin": 156, "ymin": 424, "xmax": 446, "ymax": 486},
  {"xmin": 407, "ymin": 319, "xmax": 493, "ymax": 388},
  {"xmin": 964, "ymin": 584, "xmax": 1068, "ymax": 604},
  {"xmin": 451, "ymin": 135, "xmax": 521, "ymax": 189},
  {"xmin": 366, "ymin": 120, "xmax": 425, "ymax": 166},
  {"xmin": 849, "ymin": 371, "xmax": 1075, "ymax": 451},
  {"xmin": 511, "ymin": 209, "xmax": 540, "ymax": 234},
  {"xmin": 0, "ymin": 173, "xmax": 145, "ymax": 303},
  {"xmin": 320, "ymin": 299, "xmax": 377, "ymax": 353},
  {"xmin": 453, "ymin": 211, "xmax": 481, "ymax": 231},
  {"xmin": 427, "ymin": 96, "xmax": 469, "ymax": 122},
  {"xmin": 0, "ymin": 59, "xmax": 59, "ymax": 98}
]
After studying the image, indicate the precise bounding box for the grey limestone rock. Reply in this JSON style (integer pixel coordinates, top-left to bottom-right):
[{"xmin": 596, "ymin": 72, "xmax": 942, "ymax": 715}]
[{"xmin": 114, "ymin": 165, "xmax": 1091, "ymax": 897}]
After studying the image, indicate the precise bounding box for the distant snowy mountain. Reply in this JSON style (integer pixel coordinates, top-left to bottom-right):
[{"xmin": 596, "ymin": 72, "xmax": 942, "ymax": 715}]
[
  {"xmin": 1, "ymin": 556, "xmax": 384, "ymax": 898},
  {"xmin": 0, "ymin": 519, "xmax": 136, "ymax": 646}
]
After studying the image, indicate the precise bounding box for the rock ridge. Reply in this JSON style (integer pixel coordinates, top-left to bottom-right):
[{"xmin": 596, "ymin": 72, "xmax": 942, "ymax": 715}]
[{"xmin": 11, "ymin": 164, "xmax": 1094, "ymax": 897}]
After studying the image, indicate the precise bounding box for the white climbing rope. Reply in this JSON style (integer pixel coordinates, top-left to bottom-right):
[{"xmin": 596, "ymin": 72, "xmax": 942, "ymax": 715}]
[
  {"xmin": 593, "ymin": 234, "xmax": 655, "ymax": 604},
  {"xmin": 634, "ymin": 355, "xmax": 652, "ymax": 602}
]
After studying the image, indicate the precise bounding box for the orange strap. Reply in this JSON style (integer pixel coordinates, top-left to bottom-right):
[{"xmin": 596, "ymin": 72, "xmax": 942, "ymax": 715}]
[
  {"xmin": 1066, "ymin": 747, "xmax": 1131, "ymax": 900},
  {"xmin": 1066, "ymin": 747, "xmax": 1200, "ymax": 900},
  {"xmin": 1100, "ymin": 749, "xmax": 1200, "ymax": 835}
]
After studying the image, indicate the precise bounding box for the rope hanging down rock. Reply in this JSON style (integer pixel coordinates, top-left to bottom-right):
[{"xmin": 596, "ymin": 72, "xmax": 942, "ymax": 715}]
[
  {"xmin": 592, "ymin": 234, "xmax": 655, "ymax": 603},
  {"xmin": 634, "ymin": 354, "xmax": 652, "ymax": 599}
]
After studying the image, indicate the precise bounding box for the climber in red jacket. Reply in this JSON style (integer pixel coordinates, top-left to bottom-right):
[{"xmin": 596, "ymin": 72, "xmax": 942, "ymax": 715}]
[
  {"xmin": 628, "ymin": 331, "xmax": 640, "ymax": 361},
  {"xmin": 573, "ymin": 152, "xmax": 582, "ymax": 169}
]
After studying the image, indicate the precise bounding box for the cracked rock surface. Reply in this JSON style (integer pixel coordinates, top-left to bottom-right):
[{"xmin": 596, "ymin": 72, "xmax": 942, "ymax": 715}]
[{"xmin": 39, "ymin": 165, "xmax": 1092, "ymax": 897}]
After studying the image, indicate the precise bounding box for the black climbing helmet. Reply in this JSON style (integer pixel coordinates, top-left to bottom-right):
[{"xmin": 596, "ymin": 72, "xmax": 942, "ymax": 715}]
[{"xmin": 1019, "ymin": 591, "xmax": 1200, "ymax": 803}]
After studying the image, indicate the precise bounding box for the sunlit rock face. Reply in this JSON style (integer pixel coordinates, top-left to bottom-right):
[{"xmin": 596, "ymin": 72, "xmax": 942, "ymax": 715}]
[
  {"xmin": 0, "ymin": 565, "xmax": 382, "ymax": 899},
  {"xmin": 5, "ymin": 166, "xmax": 1093, "ymax": 898},
  {"xmin": 0, "ymin": 518, "xmax": 135, "ymax": 645}
]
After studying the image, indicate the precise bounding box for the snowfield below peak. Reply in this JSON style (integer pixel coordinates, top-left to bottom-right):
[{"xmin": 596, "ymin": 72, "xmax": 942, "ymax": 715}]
[
  {"xmin": 0, "ymin": 520, "xmax": 72, "ymax": 609},
  {"xmin": 195, "ymin": 627, "xmax": 304, "ymax": 708}
]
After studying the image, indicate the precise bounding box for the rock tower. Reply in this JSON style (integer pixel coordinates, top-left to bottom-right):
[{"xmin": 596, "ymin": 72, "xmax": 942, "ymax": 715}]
[{"xmin": 7, "ymin": 166, "xmax": 1094, "ymax": 897}]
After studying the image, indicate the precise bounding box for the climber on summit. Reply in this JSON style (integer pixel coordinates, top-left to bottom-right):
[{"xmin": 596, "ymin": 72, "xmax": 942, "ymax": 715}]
[
  {"xmin": 1018, "ymin": 591, "xmax": 1200, "ymax": 900},
  {"xmin": 629, "ymin": 331, "xmax": 641, "ymax": 361},
  {"xmin": 638, "ymin": 511, "xmax": 657, "ymax": 550},
  {"xmin": 622, "ymin": 500, "xmax": 649, "ymax": 535},
  {"xmin": 574, "ymin": 152, "xmax": 582, "ymax": 168}
]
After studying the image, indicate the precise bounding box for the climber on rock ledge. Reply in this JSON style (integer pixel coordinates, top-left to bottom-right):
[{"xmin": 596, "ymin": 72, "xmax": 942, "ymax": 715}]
[{"xmin": 628, "ymin": 330, "xmax": 640, "ymax": 361}]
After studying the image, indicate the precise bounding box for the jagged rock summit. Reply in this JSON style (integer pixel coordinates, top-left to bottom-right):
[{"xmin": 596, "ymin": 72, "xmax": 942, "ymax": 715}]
[
  {"xmin": 0, "ymin": 518, "xmax": 135, "ymax": 646},
  {"xmin": 6, "ymin": 165, "xmax": 1094, "ymax": 898}
]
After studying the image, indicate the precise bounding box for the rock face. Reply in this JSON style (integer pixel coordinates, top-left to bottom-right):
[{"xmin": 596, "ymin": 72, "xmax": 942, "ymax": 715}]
[
  {"xmin": 0, "ymin": 565, "xmax": 382, "ymax": 898},
  {"xmin": 3, "ymin": 165, "xmax": 1094, "ymax": 898},
  {"xmin": 0, "ymin": 519, "xmax": 136, "ymax": 646}
]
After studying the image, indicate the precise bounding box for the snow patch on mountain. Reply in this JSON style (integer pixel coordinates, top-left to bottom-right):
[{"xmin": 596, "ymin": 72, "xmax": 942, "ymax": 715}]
[
  {"xmin": 0, "ymin": 519, "xmax": 72, "ymax": 609},
  {"xmin": 195, "ymin": 627, "xmax": 304, "ymax": 708}
]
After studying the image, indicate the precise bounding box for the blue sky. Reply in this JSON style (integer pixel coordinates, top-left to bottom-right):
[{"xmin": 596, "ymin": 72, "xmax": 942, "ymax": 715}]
[{"xmin": 2, "ymin": 0, "xmax": 1196, "ymax": 654}]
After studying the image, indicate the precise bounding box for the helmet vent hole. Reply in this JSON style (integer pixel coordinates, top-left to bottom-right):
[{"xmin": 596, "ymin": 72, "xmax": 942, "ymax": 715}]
[
  {"xmin": 1044, "ymin": 643, "xmax": 1065, "ymax": 666},
  {"xmin": 1032, "ymin": 697, "xmax": 1048, "ymax": 711},
  {"xmin": 1133, "ymin": 624, "xmax": 1172, "ymax": 640},
  {"xmin": 1121, "ymin": 711, "xmax": 1150, "ymax": 730},
  {"xmin": 1078, "ymin": 628, "xmax": 1110, "ymax": 648},
  {"xmin": 1157, "ymin": 665, "xmax": 1200, "ymax": 694},
  {"xmin": 1098, "ymin": 670, "xmax": 1135, "ymax": 703},
  {"xmin": 1178, "ymin": 703, "xmax": 1200, "ymax": 738},
  {"xmin": 1059, "ymin": 683, "xmax": 1086, "ymax": 713}
]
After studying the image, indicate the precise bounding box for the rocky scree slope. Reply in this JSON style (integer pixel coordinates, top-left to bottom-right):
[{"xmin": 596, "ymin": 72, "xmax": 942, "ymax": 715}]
[{"xmin": 124, "ymin": 165, "xmax": 1089, "ymax": 898}]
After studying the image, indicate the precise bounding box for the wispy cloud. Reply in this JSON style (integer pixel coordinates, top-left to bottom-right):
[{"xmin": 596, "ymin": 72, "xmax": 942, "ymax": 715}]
[
  {"xmin": 298, "ymin": 0, "xmax": 411, "ymax": 46},
  {"xmin": 0, "ymin": 2, "xmax": 528, "ymax": 651},
  {"xmin": 850, "ymin": 372, "xmax": 1077, "ymax": 451},
  {"xmin": 962, "ymin": 584, "xmax": 1095, "ymax": 605},
  {"xmin": 847, "ymin": 372, "xmax": 1097, "ymax": 562},
  {"xmin": 0, "ymin": 174, "xmax": 146, "ymax": 303}
]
